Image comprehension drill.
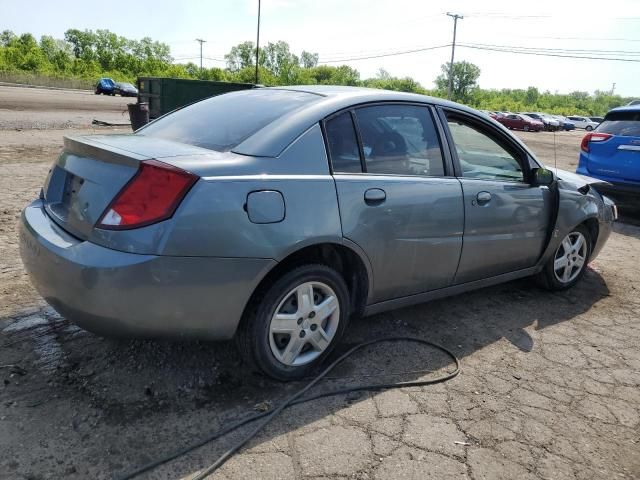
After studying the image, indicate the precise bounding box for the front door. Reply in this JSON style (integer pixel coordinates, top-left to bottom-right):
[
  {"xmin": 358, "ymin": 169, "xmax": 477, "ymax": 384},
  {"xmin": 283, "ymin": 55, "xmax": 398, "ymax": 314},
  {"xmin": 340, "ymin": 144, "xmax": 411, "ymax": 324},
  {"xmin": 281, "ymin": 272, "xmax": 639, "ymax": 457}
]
[
  {"xmin": 443, "ymin": 110, "xmax": 552, "ymax": 284},
  {"xmin": 323, "ymin": 104, "xmax": 464, "ymax": 303}
]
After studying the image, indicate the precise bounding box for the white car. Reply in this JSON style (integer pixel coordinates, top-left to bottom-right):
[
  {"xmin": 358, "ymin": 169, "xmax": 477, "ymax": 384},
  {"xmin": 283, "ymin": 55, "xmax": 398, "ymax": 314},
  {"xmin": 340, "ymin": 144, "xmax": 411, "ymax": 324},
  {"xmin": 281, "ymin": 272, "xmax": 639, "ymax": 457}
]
[{"xmin": 567, "ymin": 116, "xmax": 599, "ymax": 131}]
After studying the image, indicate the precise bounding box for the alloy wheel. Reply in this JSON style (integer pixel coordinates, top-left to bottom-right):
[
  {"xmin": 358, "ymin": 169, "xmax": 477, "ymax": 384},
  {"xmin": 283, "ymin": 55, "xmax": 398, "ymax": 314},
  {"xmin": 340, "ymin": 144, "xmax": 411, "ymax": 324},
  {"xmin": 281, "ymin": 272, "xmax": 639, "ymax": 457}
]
[
  {"xmin": 268, "ymin": 281, "xmax": 340, "ymax": 366},
  {"xmin": 553, "ymin": 232, "xmax": 588, "ymax": 284}
]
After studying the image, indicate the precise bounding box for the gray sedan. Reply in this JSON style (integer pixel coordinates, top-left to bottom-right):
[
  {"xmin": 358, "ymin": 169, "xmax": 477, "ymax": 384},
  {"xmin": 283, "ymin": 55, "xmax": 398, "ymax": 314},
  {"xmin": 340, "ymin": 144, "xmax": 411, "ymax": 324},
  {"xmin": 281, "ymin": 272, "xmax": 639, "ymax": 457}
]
[{"xmin": 19, "ymin": 86, "xmax": 616, "ymax": 380}]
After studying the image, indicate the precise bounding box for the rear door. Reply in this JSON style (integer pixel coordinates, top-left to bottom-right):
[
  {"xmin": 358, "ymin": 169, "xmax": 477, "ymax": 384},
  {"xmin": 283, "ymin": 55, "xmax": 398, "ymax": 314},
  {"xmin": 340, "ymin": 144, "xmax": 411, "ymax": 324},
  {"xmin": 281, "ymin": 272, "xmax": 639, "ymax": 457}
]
[
  {"xmin": 324, "ymin": 104, "xmax": 464, "ymax": 303},
  {"xmin": 586, "ymin": 110, "xmax": 640, "ymax": 182},
  {"xmin": 441, "ymin": 109, "xmax": 552, "ymax": 284}
]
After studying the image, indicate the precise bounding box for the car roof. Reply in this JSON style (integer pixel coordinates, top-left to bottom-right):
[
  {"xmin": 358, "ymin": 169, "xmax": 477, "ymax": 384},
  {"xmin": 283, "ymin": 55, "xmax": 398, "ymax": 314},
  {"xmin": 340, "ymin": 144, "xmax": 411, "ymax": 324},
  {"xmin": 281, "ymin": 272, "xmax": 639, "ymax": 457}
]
[
  {"xmin": 608, "ymin": 105, "xmax": 640, "ymax": 114},
  {"xmin": 234, "ymin": 85, "xmax": 489, "ymax": 157}
]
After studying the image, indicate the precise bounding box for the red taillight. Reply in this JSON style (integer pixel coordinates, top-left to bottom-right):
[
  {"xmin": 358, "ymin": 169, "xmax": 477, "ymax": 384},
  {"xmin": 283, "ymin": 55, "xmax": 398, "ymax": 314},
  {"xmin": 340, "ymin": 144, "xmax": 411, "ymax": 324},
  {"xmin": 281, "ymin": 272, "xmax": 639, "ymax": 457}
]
[
  {"xmin": 97, "ymin": 160, "xmax": 197, "ymax": 230},
  {"xmin": 580, "ymin": 132, "xmax": 612, "ymax": 153}
]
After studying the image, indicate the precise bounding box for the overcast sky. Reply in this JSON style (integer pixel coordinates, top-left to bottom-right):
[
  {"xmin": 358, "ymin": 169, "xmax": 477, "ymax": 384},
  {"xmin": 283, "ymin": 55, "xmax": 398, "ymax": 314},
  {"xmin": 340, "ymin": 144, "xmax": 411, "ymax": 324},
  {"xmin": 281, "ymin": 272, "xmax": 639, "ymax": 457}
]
[{"xmin": 2, "ymin": 0, "xmax": 640, "ymax": 96}]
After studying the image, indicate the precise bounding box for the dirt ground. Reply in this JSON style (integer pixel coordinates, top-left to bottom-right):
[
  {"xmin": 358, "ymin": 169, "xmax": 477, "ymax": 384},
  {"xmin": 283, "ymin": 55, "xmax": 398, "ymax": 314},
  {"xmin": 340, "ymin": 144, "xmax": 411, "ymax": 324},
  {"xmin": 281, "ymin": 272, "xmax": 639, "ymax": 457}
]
[
  {"xmin": 1, "ymin": 88, "xmax": 639, "ymax": 480},
  {"xmin": 0, "ymin": 85, "xmax": 132, "ymax": 130}
]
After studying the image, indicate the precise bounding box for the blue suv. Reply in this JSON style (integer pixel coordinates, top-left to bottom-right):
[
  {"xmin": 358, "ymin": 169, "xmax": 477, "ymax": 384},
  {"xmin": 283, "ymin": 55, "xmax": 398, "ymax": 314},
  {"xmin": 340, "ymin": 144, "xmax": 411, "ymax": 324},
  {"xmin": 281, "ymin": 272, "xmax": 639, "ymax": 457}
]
[{"xmin": 577, "ymin": 106, "xmax": 640, "ymax": 206}]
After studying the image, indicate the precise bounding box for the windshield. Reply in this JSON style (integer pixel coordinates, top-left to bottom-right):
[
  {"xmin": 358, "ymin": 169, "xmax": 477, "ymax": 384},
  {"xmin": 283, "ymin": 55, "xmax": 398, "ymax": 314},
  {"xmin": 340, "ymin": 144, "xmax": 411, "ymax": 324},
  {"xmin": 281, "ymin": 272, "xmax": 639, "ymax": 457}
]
[
  {"xmin": 597, "ymin": 110, "xmax": 640, "ymax": 137},
  {"xmin": 138, "ymin": 89, "xmax": 320, "ymax": 151}
]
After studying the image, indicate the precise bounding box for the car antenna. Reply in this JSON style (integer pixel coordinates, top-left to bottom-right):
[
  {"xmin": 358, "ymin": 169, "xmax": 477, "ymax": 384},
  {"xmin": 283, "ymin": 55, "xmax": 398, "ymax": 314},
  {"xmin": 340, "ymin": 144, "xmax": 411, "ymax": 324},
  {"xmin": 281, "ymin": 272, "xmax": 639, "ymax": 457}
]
[{"xmin": 553, "ymin": 128, "xmax": 558, "ymax": 171}]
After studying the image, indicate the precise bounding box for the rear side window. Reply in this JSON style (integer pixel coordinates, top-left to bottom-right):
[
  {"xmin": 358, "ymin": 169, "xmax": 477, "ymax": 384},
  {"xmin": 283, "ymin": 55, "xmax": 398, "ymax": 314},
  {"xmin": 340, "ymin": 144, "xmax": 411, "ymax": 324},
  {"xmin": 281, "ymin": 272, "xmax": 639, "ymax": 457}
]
[
  {"xmin": 325, "ymin": 112, "xmax": 362, "ymax": 173},
  {"xmin": 138, "ymin": 89, "xmax": 320, "ymax": 151},
  {"xmin": 354, "ymin": 105, "xmax": 445, "ymax": 176},
  {"xmin": 597, "ymin": 111, "xmax": 640, "ymax": 137}
]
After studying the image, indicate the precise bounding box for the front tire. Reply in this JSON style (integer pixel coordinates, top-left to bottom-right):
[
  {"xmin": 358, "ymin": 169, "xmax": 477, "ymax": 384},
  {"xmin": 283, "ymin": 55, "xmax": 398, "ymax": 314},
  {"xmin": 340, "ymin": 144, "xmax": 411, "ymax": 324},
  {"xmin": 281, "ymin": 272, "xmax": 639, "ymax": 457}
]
[
  {"xmin": 537, "ymin": 225, "xmax": 591, "ymax": 291},
  {"xmin": 586, "ymin": 125, "xmax": 593, "ymax": 131},
  {"xmin": 236, "ymin": 264, "xmax": 350, "ymax": 381}
]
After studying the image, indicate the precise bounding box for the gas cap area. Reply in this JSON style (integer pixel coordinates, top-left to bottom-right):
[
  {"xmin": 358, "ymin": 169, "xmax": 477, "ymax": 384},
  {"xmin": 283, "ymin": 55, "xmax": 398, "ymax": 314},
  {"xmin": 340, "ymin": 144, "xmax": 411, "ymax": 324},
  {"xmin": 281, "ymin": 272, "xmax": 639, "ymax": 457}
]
[{"xmin": 246, "ymin": 190, "xmax": 285, "ymax": 224}]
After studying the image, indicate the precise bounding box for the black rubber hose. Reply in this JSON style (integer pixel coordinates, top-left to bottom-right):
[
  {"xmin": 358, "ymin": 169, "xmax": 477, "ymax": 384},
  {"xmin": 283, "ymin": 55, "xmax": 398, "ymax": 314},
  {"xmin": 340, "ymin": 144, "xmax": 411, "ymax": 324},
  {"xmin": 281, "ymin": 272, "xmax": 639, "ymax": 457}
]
[{"xmin": 115, "ymin": 336, "xmax": 460, "ymax": 480}]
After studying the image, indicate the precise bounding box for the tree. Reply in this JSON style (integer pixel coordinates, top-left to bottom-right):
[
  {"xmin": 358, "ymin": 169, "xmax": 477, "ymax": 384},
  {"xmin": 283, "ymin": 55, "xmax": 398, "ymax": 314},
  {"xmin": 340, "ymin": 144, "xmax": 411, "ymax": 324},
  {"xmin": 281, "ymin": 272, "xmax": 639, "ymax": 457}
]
[
  {"xmin": 525, "ymin": 86, "xmax": 539, "ymax": 105},
  {"xmin": 300, "ymin": 50, "xmax": 318, "ymax": 68},
  {"xmin": 363, "ymin": 69, "xmax": 426, "ymax": 93},
  {"xmin": 64, "ymin": 29, "xmax": 97, "ymax": 61},
  {"xmin": 262, "ymin": 41, "xmax": 298, "ymax": 77},
  {"xmin": 435, "ymin": 61, "xmax": 480, "ymax": 103},
  {"xmin": 1, "ymin": 30, "xmax": 16, "ymax": 47},
  {"xmin": 225, "ymin": 41, "xmax": 256, "ymax": 71}
]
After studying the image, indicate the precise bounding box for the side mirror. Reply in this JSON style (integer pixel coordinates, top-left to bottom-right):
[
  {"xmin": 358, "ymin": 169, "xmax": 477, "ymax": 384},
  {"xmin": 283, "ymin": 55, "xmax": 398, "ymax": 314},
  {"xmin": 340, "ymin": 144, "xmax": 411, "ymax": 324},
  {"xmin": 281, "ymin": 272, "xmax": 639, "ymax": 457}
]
[{"xmin": 532, "ymin": 167, "xmax": 555, "ymax": 186}]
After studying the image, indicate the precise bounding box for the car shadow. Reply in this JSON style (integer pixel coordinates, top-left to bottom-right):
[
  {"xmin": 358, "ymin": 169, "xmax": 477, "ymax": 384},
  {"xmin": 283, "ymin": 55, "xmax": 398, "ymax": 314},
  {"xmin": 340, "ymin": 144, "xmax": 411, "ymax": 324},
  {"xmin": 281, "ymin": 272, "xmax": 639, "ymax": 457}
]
[
  {"xmin": 616, "ymin": 209, "xmax": 640, "ymax": 230},
  {"xmin": 0, "ymin": 268, "xmax": 610, "ymax": 478}
]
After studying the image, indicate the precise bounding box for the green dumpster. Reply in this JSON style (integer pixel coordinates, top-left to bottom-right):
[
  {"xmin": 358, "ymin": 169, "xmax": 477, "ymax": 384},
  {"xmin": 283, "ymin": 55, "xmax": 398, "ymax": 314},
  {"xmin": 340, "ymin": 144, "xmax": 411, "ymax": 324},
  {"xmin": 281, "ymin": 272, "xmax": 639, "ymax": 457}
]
[{"xmin": 137, "ymin": 77, "xmax": 257, "ymax": 119}]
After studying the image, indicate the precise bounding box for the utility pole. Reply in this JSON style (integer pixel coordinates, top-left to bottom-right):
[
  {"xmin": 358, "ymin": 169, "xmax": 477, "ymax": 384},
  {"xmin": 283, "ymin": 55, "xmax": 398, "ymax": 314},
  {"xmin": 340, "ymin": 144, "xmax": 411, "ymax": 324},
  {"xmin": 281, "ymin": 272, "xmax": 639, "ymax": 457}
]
[
  {"xmin": 611, "ymin": 82, "xmax": 616, "ymax": 95},
  {"xmin": 255, "ymin": 0, "xmax": 261, "ymax": 84},
  {"xmin": 195, "ymin": 38, "xmax": 206, "ymax": 76},
  {"xmin": 446, "ymin": 12, "xmax": 463, "ymax": 100}
]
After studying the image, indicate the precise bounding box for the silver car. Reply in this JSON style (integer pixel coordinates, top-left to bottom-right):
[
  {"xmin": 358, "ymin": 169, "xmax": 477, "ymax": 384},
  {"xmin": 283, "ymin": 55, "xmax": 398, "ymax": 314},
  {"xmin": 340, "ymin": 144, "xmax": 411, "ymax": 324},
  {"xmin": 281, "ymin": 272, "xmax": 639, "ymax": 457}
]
[{"xmin": 19, "ymin": 86, "xmax": 616, "ymax": 380}]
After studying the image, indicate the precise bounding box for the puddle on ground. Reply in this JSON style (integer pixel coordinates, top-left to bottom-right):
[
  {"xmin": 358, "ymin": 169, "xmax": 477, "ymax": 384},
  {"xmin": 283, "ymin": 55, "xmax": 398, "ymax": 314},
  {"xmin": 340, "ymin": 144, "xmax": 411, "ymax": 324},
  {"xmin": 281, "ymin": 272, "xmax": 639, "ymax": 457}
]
[{"xmin": 3, "ymin": 309, "xmax": 72, "ymax": 374}]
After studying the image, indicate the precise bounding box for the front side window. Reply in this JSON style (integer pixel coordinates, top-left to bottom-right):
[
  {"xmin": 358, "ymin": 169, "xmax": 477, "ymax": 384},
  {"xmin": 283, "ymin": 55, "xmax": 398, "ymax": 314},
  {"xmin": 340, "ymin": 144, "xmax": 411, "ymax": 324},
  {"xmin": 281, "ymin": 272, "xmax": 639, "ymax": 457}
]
[
  {"xmin": 446, "ymin": 115, "xmax": 525, "ymax": 182},
  {"xmin": 354, "ymin": 105, "xmax": 445, "ymax": 176}
]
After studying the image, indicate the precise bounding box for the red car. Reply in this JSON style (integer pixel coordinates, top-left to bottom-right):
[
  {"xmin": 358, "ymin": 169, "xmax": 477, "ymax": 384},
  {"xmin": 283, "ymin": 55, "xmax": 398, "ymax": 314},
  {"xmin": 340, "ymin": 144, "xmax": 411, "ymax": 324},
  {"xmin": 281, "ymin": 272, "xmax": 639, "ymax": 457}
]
[{"xmin": 497, "ymin": 113, "xmax": 543, "ymax": 132}]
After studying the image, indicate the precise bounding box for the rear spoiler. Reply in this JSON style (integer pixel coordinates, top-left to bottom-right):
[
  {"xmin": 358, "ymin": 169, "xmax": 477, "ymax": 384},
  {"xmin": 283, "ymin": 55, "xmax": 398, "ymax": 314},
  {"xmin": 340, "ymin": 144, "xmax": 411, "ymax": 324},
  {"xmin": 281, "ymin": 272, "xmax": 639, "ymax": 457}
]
[{"xmin": 63, "ymin": 136, "xmax": 144, "ymax": 168}]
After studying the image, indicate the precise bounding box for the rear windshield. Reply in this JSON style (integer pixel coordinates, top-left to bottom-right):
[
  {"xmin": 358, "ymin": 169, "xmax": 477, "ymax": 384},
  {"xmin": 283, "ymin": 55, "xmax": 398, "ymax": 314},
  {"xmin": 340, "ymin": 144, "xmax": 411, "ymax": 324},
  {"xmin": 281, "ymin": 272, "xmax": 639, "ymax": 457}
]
[
  {"xmin": 138, "ymin": 89, "xmax": 320, "ymax": 151},
  {"xmin": 597, "ymin": 110, "xmax": 640, "ymax": 137}
]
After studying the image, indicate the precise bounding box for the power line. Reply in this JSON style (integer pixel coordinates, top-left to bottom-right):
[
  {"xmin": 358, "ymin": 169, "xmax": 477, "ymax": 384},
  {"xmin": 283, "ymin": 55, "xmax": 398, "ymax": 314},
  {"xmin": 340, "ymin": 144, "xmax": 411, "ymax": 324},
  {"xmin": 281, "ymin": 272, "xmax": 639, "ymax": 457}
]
[
  {"xmin": 458, "ymin": 43, "xmax": 640, "ymax": 62},
  {"xmin": 514, "ymin": 35, "xmax": 640, "ymax": 43},
  {"xmin": 463, "ymin": 12, "xmax": 640, "ymax": 20},
  {"xmin": 463, "ymin": 42, "xmax": 640, "ymax": 56},
  {"xmin": 318, "ymin": 44, "xmax": 450, "ymax": 63}
]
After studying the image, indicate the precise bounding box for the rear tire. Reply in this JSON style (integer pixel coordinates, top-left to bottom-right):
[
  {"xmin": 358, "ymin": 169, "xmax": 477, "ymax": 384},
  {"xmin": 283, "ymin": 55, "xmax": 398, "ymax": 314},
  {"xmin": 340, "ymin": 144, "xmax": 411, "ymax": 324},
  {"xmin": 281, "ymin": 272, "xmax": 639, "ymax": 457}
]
[
  {"xmin": 524, "ymin": 125, "xmax": 530, "ymax": 132},
  {"xmin": 537, "ymin": 225, "xmax": 591, "ymax": 291},
  {"xmin": 586, "ymin": 125, "xmax": 593, "ymax": 131},
  {"xmin": 236, "ymin": 264, "xmax": 350, "ymax": 381}
]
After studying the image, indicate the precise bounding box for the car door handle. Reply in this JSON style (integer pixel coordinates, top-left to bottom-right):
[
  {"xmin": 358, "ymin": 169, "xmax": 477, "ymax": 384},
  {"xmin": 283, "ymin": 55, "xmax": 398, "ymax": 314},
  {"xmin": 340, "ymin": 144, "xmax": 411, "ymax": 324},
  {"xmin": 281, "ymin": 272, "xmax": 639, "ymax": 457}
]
[
  {"xmin": 476, "ymin": 191, "xmax": 492, "ymax": 206},
  {"xmin": 364, "ymin": 188, "xmax": 386, "ymax": 205}
]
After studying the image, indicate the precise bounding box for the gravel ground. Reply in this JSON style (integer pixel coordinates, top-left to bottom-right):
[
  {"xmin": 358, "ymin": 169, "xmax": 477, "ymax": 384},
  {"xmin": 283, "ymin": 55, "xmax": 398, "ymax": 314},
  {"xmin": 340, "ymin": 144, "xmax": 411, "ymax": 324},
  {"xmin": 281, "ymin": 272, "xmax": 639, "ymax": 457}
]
[{"xmin": 0, "ymin": 89, "xmax": 639, "ymax": 480}]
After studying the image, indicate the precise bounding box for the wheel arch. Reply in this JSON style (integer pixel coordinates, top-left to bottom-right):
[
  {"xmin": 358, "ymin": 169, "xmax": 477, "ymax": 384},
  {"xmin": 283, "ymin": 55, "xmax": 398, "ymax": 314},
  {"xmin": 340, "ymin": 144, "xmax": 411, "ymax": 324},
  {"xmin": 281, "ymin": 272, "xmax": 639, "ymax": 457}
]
[
  {"xmin": 580, "ymin": 217, "xmax": 600, "ymax": 252},
  {"xmin": 242, "ymin": 241, "xmax": 372, "ymax": 326}
]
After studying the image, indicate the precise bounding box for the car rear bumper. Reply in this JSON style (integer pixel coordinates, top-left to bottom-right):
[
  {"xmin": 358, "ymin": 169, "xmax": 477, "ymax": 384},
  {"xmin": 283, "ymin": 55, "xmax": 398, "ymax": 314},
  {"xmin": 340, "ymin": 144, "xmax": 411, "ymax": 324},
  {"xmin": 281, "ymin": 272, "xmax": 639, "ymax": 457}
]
[
  {"xmin": 19, "ymin": 200, "xmax": 275, "ymax": 340},
  {"xmin": 576, "ymin": 167, "xmax": 640, "ymax": 196},
  {"xmin": 593, "ymin": 181, "xmax": 640, "ymax": 197}
]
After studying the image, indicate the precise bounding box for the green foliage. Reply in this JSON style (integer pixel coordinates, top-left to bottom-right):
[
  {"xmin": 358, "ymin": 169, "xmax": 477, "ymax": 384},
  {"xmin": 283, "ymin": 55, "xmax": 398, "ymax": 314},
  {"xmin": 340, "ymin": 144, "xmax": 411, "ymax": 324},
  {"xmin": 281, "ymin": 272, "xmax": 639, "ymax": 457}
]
[
  {"xmin": 0, "ymin": 31, "xmax": 635, "ymax": 116},
  {"xmin": 362, "ymin": 68, "xmax": 426, "ymax": 93},
  {"xmin": 435, "ymin": 61, "xmax": 481, "ymax": 103}
]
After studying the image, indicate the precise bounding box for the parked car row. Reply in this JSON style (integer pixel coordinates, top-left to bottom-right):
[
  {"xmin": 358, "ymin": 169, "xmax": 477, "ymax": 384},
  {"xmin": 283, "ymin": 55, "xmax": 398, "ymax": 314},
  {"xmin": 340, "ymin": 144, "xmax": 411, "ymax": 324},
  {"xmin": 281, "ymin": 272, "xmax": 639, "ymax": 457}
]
[
  {"xmin": 95, "ymin": 77, "xmax": 139, "ymax": 97},
  {"xmin": 481, "ymin": 110, "xmax": 604, "ymax": 133}
]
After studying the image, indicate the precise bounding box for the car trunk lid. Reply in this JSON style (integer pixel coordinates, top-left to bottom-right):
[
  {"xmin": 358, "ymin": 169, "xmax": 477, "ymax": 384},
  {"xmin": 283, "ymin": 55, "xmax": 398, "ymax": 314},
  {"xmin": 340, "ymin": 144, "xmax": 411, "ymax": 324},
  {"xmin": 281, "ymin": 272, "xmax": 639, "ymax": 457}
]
[
  {"xmin": 586, "ymin": 109, "xmax": 640, "ymax": 182},
  {"xmin": 42, "ymin": 135, "xmax": 211, "ymax": 240},
  {"xmin": 586, "ymin": 134, "xmax": 640, "ymax": 182}
]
